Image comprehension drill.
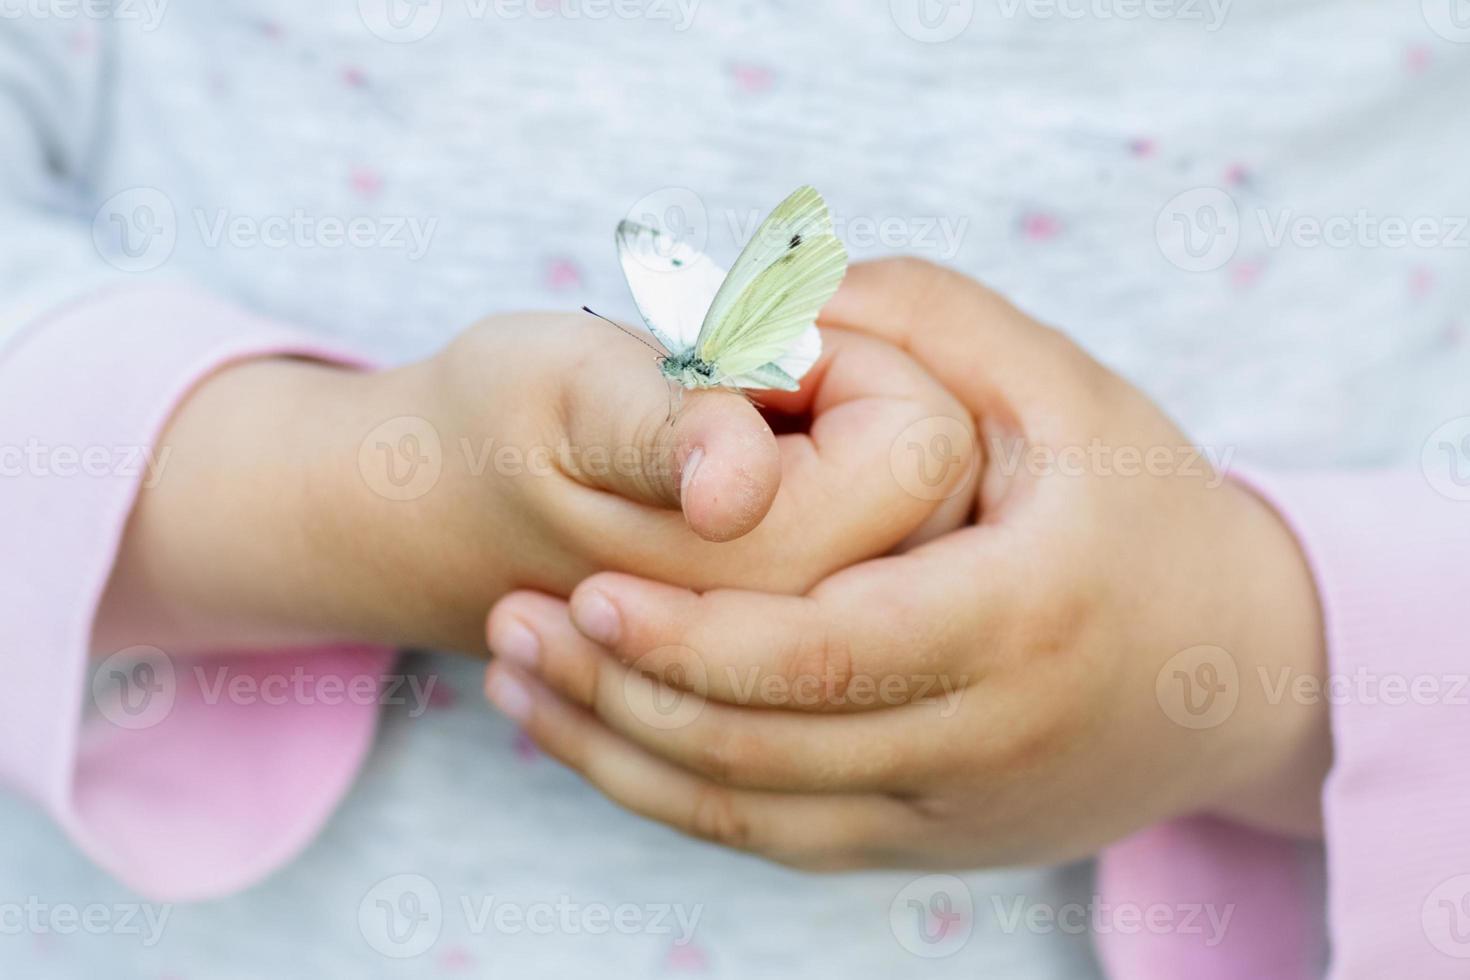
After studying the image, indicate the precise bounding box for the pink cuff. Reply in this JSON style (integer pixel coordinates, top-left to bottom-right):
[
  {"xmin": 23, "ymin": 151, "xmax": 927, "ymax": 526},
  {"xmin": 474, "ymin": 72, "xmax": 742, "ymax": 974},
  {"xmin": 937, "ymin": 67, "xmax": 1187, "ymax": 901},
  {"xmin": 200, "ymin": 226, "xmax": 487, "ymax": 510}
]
[
  {"xmin": 0, "ymin": 283, "xmax": 394, "ymax": 901},
  {"xmin": 1096, "ymin": 468, "xmax": 1470, "ymax": 979}
]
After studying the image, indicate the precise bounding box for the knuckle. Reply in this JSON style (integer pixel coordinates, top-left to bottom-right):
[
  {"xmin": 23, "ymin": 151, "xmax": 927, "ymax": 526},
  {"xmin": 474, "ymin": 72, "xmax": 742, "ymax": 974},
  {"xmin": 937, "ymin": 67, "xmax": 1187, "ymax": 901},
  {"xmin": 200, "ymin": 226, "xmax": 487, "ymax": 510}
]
[
  {"xmin": 690, "ymin": 726, "xmax": 746, "ymax": 784},
  {"xmin": 685, "ymin": 785, "xmax": 756, "ymax": 850}
]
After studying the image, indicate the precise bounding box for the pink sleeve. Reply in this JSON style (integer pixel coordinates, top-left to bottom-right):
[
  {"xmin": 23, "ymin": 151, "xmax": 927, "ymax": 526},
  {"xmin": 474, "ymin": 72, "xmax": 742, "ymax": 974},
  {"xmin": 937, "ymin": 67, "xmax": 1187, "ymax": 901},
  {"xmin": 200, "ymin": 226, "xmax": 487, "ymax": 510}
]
[
  {"xmin": 1095, "ymin": 469, "xmax": 1470, "ymax": 979},
  {"xmin": 0, "ymin": 283, "xmax": 395, "ymax": 902}
]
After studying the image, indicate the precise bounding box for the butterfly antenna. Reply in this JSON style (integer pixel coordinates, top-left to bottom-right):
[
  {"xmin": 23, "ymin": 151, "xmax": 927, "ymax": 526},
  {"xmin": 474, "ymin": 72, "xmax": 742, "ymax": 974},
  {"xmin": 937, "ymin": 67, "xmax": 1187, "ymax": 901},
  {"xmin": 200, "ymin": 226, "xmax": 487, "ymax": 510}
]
[{"xmin": 581, "ymin": 306, "xmax": 668, "ymax": 357}]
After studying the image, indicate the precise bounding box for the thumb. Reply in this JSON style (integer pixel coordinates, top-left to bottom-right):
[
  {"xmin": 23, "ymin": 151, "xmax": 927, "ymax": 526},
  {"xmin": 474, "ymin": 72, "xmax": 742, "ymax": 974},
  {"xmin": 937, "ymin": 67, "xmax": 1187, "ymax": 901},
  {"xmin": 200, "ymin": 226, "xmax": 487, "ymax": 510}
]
[{"xmin": 562, "ymin": 370, "xmax": 781, "ymax": 544}]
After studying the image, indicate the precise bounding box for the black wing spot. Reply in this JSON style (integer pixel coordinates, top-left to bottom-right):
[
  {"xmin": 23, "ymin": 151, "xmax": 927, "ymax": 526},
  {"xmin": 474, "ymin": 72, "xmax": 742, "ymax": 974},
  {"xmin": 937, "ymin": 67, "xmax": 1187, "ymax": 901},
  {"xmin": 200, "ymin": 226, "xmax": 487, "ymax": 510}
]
[{"xmin": 788, "ymin": 233, "xmax": 802, "ymax": 249}]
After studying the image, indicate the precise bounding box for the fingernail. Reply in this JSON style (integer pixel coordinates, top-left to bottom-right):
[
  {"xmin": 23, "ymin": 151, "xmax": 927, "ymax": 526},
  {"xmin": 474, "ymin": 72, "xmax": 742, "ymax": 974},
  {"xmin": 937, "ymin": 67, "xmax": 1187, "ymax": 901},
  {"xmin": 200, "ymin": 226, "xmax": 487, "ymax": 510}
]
[
  {"xmin": 571, "ymin": 589, "xmax": 621, "ymax": 646},
  {"xmin": 491, "ymin": 619, "xmax": 540, "ymax": 668},
  {"xmin": 680, "ymin": 446, "xmax": 704, "ymax": 502},
  {"xmin": 486, "ymin": 669, "xmax": 532, "ymax": 721}
]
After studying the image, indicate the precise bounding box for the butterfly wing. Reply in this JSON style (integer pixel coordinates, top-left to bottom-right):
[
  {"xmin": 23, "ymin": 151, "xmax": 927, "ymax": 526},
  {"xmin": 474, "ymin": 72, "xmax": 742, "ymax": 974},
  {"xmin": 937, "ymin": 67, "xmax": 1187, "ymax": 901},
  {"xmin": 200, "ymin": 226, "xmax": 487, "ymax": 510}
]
[
  {"xmin": 694, "ymin": 186, "xmax": 846, "ymax": 384},
  {"xmin": 616, "ymin": 219, "xmax": 727, "ymax": 354}
]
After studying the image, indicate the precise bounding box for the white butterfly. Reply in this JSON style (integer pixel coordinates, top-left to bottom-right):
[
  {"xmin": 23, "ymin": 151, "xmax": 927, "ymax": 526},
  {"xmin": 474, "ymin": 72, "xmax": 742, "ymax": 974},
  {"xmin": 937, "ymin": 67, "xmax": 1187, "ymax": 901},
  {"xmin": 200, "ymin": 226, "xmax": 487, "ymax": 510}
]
[{"xmin": 607, "ymin": 186, "xmax": 848, "ymax": 392}]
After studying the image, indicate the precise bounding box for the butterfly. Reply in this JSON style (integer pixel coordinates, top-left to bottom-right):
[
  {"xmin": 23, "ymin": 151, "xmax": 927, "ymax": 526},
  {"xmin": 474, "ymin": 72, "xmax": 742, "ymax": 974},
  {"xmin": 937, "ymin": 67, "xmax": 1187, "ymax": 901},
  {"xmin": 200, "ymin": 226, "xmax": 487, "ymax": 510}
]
[{"xmin": 597, "ymin": 186, "xmax": 848, "ymax": 392}]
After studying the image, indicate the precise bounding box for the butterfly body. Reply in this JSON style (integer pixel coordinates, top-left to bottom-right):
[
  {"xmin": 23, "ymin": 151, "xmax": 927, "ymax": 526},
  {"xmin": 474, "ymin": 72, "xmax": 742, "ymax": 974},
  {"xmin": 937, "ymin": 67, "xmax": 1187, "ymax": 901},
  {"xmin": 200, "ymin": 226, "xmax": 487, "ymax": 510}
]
[
  {"xmin": 609, "ymin": 186, "xmax": 848, "ymax": 393},
  {"xmin": 659, "ymin": 349, "xmax": 723, "ymax": 389}
]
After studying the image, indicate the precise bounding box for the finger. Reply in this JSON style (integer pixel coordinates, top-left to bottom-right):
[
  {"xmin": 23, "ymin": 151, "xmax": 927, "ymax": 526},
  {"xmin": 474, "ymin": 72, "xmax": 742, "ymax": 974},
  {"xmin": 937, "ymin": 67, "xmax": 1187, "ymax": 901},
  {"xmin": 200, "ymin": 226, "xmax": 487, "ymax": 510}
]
[
  {"xmin": 488, "ymin": 590, "xmax": 598, "ymax": 702},
  {"xmin": 556, "ymin": 327, "xmax": 979, "ymax": 595},
  {"xmin": 822, "ymin": 257, "xmax": 1105, "ymax": 422},
  {"xmin": 493, "ymin": 580, "xmax": 977, "ymax": 792},
  {"xmin": 560, "ymin": 313, "xmax": 782, "ymax": 543},
  {"xmin": 483, "ymin": 662, "xmax": 911, "ymax": 868},
  {"xmin": 558, "ymin": 543, "xmax": 995, "ymax": 712}
]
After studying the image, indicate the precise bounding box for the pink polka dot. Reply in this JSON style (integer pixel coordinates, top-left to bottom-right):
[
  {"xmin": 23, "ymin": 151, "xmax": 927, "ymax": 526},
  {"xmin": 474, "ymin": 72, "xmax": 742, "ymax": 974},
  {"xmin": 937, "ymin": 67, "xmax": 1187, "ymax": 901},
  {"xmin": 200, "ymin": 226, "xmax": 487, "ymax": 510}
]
[
  {"xmin": 1440, "ymin": 320, "xmax": 1465, "ymax": 346},
  {"xmin": 438, "ymin": 946, "xmax": 476, "ymax": 971},
  {"xmin": 544, "ymin": 257, "xmax": 584, "ymax": 292},
  {"xmin": 730, "ymin": 63, "xmax": 776, "ymax": 94},
  {"xmin": 665, "ymin": 942, "xmax": 710, "ymax": 972},
  {"xmin": 1230, "ymin": 259, "xmax": 1265, "ymax": 289},
  {"xmin": 1128, "ymin": 137, "xmax": 1156, "ymax": 158},
  {"xmin": 1410, "ymin": 266, "xmax": 1436, "ymax": 299},
  {"xmin": 349, "ymin": 166, "xmax": 384, "ymax": 200},
  {"xmin": 259, "ymin": 20, "xmax": 284, "ymax": 40},
  {"xmin": 1019, "ymin": 211, "xmax": 1063, "ymax": 242},
  {"xmin": 342, "ymin": 66, "xmax": 368, "ymax": 89},
  {"xmin": 67, "ymin": 27, "xmax": 96, "ymax": 55},
  {"xmin": 1405, "ymin": 44, "xmax": 1433, "ymax": 74},
  {"xmin": 1223, "ymin": 162, "xmax": 1250, "ymax": 187}
]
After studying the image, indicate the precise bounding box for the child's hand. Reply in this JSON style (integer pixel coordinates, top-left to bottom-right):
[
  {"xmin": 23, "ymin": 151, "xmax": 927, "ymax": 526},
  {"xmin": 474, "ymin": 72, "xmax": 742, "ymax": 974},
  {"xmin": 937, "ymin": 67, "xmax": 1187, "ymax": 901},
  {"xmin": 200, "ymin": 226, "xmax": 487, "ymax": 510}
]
[
  {"xmin": 97, "ymin": 307, "xmax": 974, "ymax": 655},
  {"xmin": 483, "ymin": 259, "xmax": 1332, "ymax": 870}
]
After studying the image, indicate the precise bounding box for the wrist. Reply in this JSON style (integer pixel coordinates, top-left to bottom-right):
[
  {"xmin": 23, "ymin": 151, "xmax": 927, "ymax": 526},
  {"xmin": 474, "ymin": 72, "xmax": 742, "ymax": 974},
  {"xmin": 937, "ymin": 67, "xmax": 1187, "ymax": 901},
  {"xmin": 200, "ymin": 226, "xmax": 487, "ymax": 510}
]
[{"xmin": 1203, "ymin": 480, "xmax": 1332, "ymax": 837}]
